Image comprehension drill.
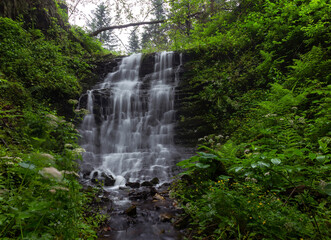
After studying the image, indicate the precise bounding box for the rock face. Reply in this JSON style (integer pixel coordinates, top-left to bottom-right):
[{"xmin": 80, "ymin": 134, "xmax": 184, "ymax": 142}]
[
  {"xmin": 174, "ymin": 50, "xmax": 211, "ymax": 147},
  {"xmin": 0, "ymin": 0, "xmax": 68, "ymax": 31}
]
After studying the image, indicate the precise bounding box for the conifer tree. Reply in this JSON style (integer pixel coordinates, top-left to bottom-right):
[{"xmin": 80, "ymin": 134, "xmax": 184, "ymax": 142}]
[
  {"xmin": 87, "ymin": 2, "xmax": 117, "ymax": 50},
  {"xmin": 128, "ymin": 29, "xmax": 140, "ymax": 53},
  {"xmin": 140, "ymin": 0, "xmax": 167, "ymax": 49}
]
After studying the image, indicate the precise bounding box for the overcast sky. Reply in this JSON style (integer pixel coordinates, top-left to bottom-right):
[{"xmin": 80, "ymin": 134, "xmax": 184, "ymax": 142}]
[{"xmin": 68, "ymin": 1, "xmax": 149, "ymax": 53}]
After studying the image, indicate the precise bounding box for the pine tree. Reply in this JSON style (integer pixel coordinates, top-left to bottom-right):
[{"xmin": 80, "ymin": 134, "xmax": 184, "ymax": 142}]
[
  {"xmin": 140, "ymin": 0, "xmax": 167, "ymax": 49},
  {"xmin": 87, "ymin": 2, "xmax": 117, "ymax": 50},
  {"xmin": 128, "ymin": 29, "xmax": 140, "ymax": 53}
]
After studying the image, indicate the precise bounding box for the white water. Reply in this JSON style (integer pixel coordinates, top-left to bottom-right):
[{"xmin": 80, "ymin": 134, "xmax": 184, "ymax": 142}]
[{"xmin": 79, "ymin": 52, "xmax": 182, "ymax": 185}]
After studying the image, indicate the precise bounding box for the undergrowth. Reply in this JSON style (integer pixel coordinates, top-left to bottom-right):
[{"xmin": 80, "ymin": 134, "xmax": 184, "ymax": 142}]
[
  {"xmin": 170, "ymin": 0, "xmax": 330, "ymax": 239},
  {"xmin": 0, "ymin": 5, "xmax": 110, "ymax": 238}
]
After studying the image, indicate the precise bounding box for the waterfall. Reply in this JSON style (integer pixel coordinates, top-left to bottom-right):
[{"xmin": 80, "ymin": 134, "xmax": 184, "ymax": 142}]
[{"xmin": 79, "ymin": 52, "xmax": 182, "ymax": 185}]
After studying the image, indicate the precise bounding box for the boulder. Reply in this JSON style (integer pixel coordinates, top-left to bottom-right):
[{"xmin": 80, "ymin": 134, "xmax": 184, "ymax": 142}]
[{"xmin": 150, "ymin": 177, "xmax": 160, "ymax": 185}]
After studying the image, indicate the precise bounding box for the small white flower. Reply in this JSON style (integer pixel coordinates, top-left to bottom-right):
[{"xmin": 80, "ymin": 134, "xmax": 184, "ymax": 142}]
[
  {"xmin": 39, "ymin": 153, "xmax": 55, "ymax": 160},
  {"xmin": 48, "ymin": 120, "xmax": 58, "ymax": 128},
  {"xmin": 68, "ymin": 99, "xmax": 79, "ymax": 105},
  {"xmin": 39, "ymin": 167, "xmax": 63, "ymax": 181},
  {"xmin": 61, "ymin": 170, "xmax": 79, "ymax": 178},
  {"xmin": 298, "ymin": 117, "xmax": 305, "ymax": 124},
  {"xmin": 53, "ymin": 186, "xmax": 69, "ymax": 191},
  {"xmin": 319, "ymin": 180, "xmax": 327, "ymax": 189},
  {"xmin": 251, "ymin": 178, "xmax": 258, "ymax": 183},
  {"xmin": 72, "ymin": 148, "xmax": 86, "ymax": 155},
  {"xmin": 49, "ymin": 189, "xmax": 57, "ymax": 194}
]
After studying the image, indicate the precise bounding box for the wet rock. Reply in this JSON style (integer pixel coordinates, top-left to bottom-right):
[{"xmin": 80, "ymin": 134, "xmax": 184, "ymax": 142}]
[
  {"xmin": 91, "ymin": 172, "xmax": 99, "ymax": 184},
  {"xmin": 150, "ymin": 187, "xmax": 158, "ymax": 195},
  {"xmin": 141, "ymin": 181, "xmax": 153, "ymax": 187},
  {"xmin": 103, "ymin": 174, "xmax": 116, "ymax": 186},
  {"xmin": 124, "ymin": 205, "xmax": 137, "ymax": 217},
  {"xmin": 150, "ymin": 177, "xmax": 159, "ymax": 185},
  {"xmin": 160, "ymin": 212, "xmax": 173, "ymax": 222},
  {"xmin": 100, "ymin": 196, "xmax": 111, "ymax": 203},
  {"xmin": 82, "ymin": 171, "xmax": 91, "ymax": 179},
  {"xmin": 153, "ymin": 193, "xmax": 165, "ymax": 201},
  {"xmin": 128, "ymin": 190, "xmax": 149, "ymax": 200},
  {"xmin": 126, "ymin": 182, "xmax": 141, "ymax": 188},
  {"xmin": 160, "ymin": 182, "xmax": 171, "ymax": 188},
  {"xmin": 90, "ymin": 172, "xmax": 116, "ymax": 186}
]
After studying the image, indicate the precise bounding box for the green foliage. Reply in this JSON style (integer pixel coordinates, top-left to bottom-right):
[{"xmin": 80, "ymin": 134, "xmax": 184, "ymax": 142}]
[
  {"xmin": 0, "ymin": 108, "xmax": 99, "ymax": 239},
  {"xmin": 0, "ymin": 18, "xmax": 82, "ymax": 106},
  {"xmin": 170, "ymin": 0, "xmax": 330, "ymax": 239},
  {"xmin": 0, "ymin": 9, "xmax": 110, "ymax": 238}
]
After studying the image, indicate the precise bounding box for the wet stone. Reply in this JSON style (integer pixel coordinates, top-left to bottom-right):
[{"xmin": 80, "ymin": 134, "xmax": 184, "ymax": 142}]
[
  {"xmin": 150, "ymin": 187, "xmax": 158, "ymax": 195},
  {"xmin": 126, "ymin": 182, "xmax": 141, "ymax": 188},
  {"xmin": 150, "ymin": 177, "xmax": 160, "ymax": 185},
  {"xmin": 141, "ymin": 181, "xmax": 153, "ymax": 187},
  {"xmin": 104, "ymin": 175, "xmax": 116, "ymax": 186},
  {"xmin": 159, "ymin": 212, "xmax": 174, "ymax": 222},
  {"xmin": 124, "ymin": 205, "xmax": 137, "ymax": 217},
  {"xmin": 128, "ymin": 190, "xmax": 149, "ymax": 200}
]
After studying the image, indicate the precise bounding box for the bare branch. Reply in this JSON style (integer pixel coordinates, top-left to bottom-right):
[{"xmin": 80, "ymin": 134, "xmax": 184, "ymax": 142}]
[{"xmin": 89, "ymin": 19, "xmax": 165, "ymax": 36}]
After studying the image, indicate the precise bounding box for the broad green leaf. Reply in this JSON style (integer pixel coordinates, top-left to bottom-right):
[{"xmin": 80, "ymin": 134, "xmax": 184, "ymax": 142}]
[
  {"xmin": 197, "ymin": 152, "xmax": 218, "ymax": 159},
  {"xmin": 257, "ymin": 161, "xmax": 270, "ymax": 168},
  {"xmin": 271, "ymin": 158, "xmax": 281, "ymax": 165},
  {"xmin": 316, "ymin": 155, "xmax": 326, "ymax": 163},
  {"xmin": 234, "ymin": 167, "xmax": 243, "ymax": 172},
  {"xmin": 308, "ymin": 152, "xmax": 316, "ymax": 160},
  {"xmin": 196, "ymin": 163, "xmax": 210, "ymax": 168},
  {"xmin": 18, "ymin": 162, "xmax": 35, "ymax": 170},
  {"xmin": 219, "ymin": 175, "xmax": 232, "ymax": 180}
]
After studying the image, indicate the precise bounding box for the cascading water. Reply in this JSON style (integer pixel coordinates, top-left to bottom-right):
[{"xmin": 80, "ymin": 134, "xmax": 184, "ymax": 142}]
[
  {"xmin": 79, "ymin": 52, "xmax": 185, "ymax": 240},
  {"xmin": 79, "ymin": 52, "xmax": 182, "ymax": 186}
]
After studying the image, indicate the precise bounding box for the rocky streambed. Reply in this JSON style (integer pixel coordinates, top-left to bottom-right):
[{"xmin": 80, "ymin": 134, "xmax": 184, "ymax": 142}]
[{"xmin": 82, "ymin": 177, "xmax": 186, "ymax": 240}]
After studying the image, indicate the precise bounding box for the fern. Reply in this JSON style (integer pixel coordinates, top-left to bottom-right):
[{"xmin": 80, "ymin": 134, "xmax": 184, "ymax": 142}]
[{"xmin": 277, "ymin": 118, "xmax": 303, "ymax": 149}]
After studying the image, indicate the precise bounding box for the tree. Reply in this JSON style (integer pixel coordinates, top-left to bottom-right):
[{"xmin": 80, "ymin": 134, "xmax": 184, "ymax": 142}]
[
  {"xmin": 86, "ymin": 2, "xmax": 117, "ymax": 50},
  {"xmin": 128, "ymin": 29, "xmax": 140, "ymax": 53},
  {"xmin": 140, "ymin": 0, "xmax": 168, "ymax": 50}
]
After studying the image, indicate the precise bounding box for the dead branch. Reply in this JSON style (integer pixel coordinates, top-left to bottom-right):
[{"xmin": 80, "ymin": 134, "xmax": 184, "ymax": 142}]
[{"xmin": 89, "ymin": 20, "xmax": 165, "ymax": 37}]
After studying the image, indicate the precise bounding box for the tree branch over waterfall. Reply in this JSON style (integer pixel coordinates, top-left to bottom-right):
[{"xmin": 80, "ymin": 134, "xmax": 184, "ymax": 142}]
[{"xmin": 89, "ymin": 19, "xmax": 165, "ymax": 37}]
